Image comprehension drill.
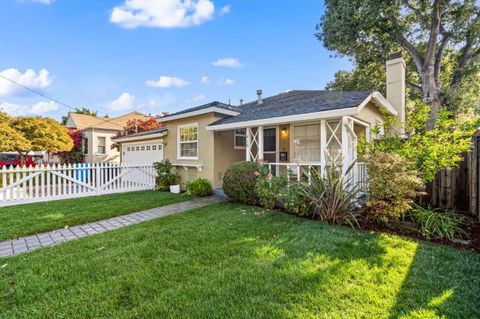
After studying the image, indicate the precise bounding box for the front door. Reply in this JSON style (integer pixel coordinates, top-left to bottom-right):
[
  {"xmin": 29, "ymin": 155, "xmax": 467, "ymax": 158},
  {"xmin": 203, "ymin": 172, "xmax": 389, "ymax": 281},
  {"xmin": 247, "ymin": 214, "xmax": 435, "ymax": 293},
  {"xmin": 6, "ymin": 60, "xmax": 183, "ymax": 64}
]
[{"xmin": 263, "ymin": 127, "xmax": 278, "ymax": 174}]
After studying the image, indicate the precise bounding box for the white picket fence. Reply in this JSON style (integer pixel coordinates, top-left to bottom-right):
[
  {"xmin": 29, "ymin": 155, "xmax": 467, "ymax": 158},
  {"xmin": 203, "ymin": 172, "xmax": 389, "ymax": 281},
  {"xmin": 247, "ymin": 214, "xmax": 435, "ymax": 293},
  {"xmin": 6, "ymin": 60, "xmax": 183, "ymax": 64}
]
[{"xmin": 0, "ymin": 163, "xmax": 156, "ymax": 207}]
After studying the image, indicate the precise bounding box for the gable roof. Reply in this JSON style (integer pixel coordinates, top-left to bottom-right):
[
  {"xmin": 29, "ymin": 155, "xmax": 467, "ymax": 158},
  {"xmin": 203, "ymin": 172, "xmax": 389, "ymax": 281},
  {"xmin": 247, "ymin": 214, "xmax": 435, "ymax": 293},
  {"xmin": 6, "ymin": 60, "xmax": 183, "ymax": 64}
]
[
  {"xmin": 112, "ymin": 127, "xmax": 168, "ymax": 143},
  {"xmin": 67, "ymin": 112, "xmax": 151, "ymax": 131},
  {"xmin": 207, "ymin": 90, "xmax": 397, "ymax": 130},
  {"xmin": 158, "ymin": 101, "xmax": 240, "ymax": 122}
]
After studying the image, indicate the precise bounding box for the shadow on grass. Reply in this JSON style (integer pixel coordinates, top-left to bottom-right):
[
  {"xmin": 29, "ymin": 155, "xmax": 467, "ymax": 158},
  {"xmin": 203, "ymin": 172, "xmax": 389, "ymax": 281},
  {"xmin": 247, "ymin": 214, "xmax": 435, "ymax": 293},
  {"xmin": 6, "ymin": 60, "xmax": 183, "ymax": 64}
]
[{"xmin": 387, "ymin": 242, "xmax": 480, "ymax": 318}]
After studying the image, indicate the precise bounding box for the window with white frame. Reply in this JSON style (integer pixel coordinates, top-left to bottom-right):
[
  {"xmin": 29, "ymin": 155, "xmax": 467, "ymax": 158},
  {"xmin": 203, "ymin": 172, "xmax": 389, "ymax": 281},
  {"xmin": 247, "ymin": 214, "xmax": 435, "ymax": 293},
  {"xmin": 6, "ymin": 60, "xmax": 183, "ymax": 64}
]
[
  {"xmin": 97, "ymin": 137, "xmax": 106, "ymax": 155},
  {"xmin": 234, "ymin": 128, "xmax": 247, "ymax": 149},
  {"xmin": 293, "ymin": 124, "xmax": 321, "ymax": 162},
  {"xmin": 178, "ymin": 124, "xmax": 198, "ymax": 159}
]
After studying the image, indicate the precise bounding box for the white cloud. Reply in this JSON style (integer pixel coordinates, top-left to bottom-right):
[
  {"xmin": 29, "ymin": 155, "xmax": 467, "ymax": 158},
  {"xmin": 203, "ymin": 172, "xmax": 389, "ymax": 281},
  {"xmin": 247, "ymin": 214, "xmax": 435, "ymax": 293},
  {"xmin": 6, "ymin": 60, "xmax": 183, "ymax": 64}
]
[
  {"xmin": 220, "ymin": 5, "xmax": 230, "ymax": 15},
  {"xmin": 0, "ymin": 100, "xmax": 58, "ymax": 116},
  {"xmin": 200, "ymin": 76, "xmax": 211, "ymax": 84},
  {"xmin": 192, "ymin": 94, "xmax": 205, "ymax": 102},
  {"xmin": 108, "ymin": 92, "xmax": 136, "ymax": 111},
  {"xmin": 32, "ymin": 0, "xmax": 54, "ymax": 4},
  {"xmin": 110, "ymin": 0, "xmax": 215, "ymax": 29},
  {"xmin": 145, "ymin": 76, "xmax": 190, "ymax": 88},
  {"xmin": 218, "ymin": 78, "xmax": 235, "ymax": 86},
  {"xmin": 212, "ymin": 58, "xmax": 243, "ymax": 68},
  {"xmin": 0, "ymin": 68, "xmax": 53, "ymax": 97},
  {"xmin": 30, "ymin": 100, "xmax": 59, "ymax": 114}
]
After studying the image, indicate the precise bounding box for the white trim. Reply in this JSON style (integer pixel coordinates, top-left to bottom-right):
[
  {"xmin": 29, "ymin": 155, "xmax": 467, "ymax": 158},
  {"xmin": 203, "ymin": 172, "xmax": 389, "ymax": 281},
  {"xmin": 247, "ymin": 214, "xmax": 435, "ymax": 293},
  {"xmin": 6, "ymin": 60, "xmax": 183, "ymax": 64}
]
[
  {"xmin": 113, "ymin": 131, "xmax": 167, "ymax": 143},
  {"xmin": 206, "ymin": 107, "xmax": 358, "ymax": 131},
  {"xmin": 358, "ymin": 92, "xmax": 398, "ymax": 116},
  {"xmin": 158, "ymin": 107, "xmax": 240, "ymax": 123},
  {"xmin": 177, "ymin": 123, "xmax": 199, "ymax": 160},
  {"xmin": 233, "ymin": 128, "xmax": 247, "ymax": 150}
]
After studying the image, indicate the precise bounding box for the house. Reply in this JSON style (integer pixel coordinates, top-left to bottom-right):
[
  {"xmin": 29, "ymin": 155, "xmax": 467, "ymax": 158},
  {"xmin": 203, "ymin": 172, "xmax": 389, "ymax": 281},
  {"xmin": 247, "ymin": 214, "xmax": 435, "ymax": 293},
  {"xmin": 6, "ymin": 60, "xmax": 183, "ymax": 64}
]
[
  {"xmin": 114, "ymin": 55, "xmax": 406, "ymax": 189},
  {"xmin": 65, "ymin": 111, "xmax": 151, "ymax": 163}
]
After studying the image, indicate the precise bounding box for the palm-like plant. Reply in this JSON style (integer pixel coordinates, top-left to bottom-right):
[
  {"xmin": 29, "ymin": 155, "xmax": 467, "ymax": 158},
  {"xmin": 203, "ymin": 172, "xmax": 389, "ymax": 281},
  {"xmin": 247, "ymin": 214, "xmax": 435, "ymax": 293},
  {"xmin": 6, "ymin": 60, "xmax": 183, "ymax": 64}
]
[{"xmin": 298, "ymin": 162, "xmax": 361, "ymax": 228}]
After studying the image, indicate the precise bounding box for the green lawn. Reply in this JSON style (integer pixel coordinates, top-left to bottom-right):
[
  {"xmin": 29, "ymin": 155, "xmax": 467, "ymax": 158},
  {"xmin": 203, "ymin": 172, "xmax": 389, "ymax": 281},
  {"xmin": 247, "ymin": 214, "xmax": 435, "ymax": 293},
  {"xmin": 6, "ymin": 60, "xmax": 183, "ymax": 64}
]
[
  {"xmin": 1, "ymin": 203, "xmax": 479, "ymax": 318},
  {"xmin": 0, "ymin": 191, "xmax": 192, "ymax": 241}
]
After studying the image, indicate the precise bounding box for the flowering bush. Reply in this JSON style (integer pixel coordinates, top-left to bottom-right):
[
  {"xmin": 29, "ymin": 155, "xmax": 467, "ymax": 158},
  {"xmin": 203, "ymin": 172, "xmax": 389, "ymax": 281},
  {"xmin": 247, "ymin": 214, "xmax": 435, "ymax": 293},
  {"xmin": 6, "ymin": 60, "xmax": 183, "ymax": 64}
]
[
  {"xmin": 55, "ymin": 130, "xmax": 85, "ymax": 164},
  {"xmin": 254, "ymin": 162, "xmax": 288, "ymax": 209},
  {"xmin": 282, "ymin": 183, "xmax": 311, "ymax": 216}
]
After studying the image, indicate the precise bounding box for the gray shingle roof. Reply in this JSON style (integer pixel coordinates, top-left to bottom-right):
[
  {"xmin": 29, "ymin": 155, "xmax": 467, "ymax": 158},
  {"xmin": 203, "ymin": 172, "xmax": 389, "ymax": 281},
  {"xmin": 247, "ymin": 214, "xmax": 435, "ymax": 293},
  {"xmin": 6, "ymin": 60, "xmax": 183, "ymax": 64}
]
[
  {"xmin": 112, "ymin": 127, "xmax": 168, "ymax": 140},
  {"xmin": 162, "ymin": 101, "xmax": 239, "ymax": 118},
  {"xmin": 209, "ymin": 90, "xmax": 371, "ymax": 126}
]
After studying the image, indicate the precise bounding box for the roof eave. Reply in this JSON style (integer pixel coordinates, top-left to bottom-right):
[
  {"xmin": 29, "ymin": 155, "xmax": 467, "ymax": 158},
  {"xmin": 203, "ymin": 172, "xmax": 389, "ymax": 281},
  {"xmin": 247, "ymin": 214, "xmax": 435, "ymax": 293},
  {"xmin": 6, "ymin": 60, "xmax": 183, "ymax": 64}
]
[
  {"xmin": 113, "ymin": 131, "xmax": 168, "ymax": 143},
  {"xmin": 158, "ymin": 107, "xmax": 240, "ymax": 123},
  {"xmin": 206, "ymin": 106, "xmax": 358, "ymax": 131}
]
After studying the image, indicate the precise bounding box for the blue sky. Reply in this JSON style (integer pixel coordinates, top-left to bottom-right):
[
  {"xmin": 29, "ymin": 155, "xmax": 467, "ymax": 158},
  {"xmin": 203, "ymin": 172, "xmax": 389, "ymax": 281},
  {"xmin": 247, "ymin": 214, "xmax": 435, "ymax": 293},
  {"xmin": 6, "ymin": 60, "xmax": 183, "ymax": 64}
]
[{"xmin": 0, "ymin": 0, "xmax": 352, "ymax": 120}]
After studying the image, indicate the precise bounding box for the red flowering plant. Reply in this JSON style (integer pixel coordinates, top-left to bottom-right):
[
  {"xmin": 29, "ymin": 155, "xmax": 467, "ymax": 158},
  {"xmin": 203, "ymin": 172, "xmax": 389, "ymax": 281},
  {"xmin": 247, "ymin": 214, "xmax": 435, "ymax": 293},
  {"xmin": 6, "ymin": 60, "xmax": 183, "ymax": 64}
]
[
  {"xmin": 55, "ymin": 130, "xmax": 85, "ymax": 164},
  {"xmin": 254, "ymin": 159, "xmax": 288, "ymax": 209}
]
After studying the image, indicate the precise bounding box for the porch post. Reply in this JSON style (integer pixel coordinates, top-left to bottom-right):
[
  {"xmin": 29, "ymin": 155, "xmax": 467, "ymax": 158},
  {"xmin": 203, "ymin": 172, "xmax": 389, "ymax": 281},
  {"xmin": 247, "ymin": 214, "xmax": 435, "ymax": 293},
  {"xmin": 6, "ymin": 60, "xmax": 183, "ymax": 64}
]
[
  {"xmin": 320, "ymin": 120, "xmax": 327, "ymax": 174},
  {"xmin": 246, "ymin": 127, "xmax": 252, "ymax": 161},
  {"xmin": 258, "ymin": 125, "xmax": 264, "ymax": 161},
  {"xmin": 341, "ymin": 116, "xmax": 349, "ymax": 176}
]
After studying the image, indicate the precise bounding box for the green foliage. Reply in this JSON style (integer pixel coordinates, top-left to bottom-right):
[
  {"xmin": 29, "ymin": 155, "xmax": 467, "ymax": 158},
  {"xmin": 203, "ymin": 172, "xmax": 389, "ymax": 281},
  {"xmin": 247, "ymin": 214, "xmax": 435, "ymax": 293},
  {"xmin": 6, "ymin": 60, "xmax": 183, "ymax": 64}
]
[
  {"xmin": 366, "ymin": 152, "xmax": 424, "ymax": 223},
  {"xmin": 359, "ymin": 101, "xmax": 476, "ymax": 182},
  {"xmin": 298, "ymin": 163, "xmax": 361, "ymax": 228},
  {"xmin": 154, "ymin": 160, "xmax": 180, "ymax": 191},
  {"xmin": 186, "ymin": 178, "xmax": 212, "ymax": 197},
  {"xmin": 254, "ymin": 163, "xmax": 289, "ymax": 210},
  {"xmin": 223, "ymin": 161, "xmax": 259, "ymax": 205},
  {"xmin": 407, "ymin": 205, "xmax": 467, "ymax": 241},
  {"xmin": 281, "ymin": 183, "xmax": 311, "ymax": 217}
]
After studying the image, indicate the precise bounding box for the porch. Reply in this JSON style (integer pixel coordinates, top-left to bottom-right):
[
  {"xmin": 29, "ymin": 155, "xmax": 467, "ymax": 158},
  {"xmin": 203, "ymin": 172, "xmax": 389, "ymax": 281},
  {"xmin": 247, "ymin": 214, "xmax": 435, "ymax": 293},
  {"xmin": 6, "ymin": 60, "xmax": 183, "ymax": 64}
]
[{"xmin": 234, "ymin": 115, "xmax": 369, "ymax": 188}]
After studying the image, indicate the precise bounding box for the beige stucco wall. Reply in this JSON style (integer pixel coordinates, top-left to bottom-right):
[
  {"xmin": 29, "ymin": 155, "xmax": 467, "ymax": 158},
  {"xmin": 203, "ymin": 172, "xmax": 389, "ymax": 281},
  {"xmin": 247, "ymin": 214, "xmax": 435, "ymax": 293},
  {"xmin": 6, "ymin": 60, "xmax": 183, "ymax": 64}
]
[
  {"xmin": 163, "ymin": 113, "xmax": 243, "ymax": 189},
  {"xmin": 354, "ymin": 101, "xmax": 385, "ymax": 139},
  {"xmin": 83, "ymin": 129, "xmax": 120, "ymax": 163}
]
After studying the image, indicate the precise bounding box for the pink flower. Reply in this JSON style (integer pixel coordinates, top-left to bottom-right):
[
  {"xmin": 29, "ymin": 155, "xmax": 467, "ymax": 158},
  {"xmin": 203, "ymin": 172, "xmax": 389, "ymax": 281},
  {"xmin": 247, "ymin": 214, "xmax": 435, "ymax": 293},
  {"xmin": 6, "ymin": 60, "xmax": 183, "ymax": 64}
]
[
  {"xmin": 255, "ymin": 171, "xmax": 260, "ymax": 177},
  {"xmin": 267, "ymin": 173, "xmax": 273, "ymax": 179},
  {"xmin": 259, "ymin": 159, "xmax": 264, "ymax": 164}
]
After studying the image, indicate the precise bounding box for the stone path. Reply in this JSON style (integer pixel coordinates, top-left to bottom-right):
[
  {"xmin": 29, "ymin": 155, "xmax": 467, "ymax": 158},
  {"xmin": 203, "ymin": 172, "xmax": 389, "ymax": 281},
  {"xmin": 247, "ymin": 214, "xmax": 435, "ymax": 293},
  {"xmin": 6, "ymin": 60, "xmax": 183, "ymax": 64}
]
[{"xmin": 0, "ymin": 196, "xmax": 226, "ymax": 258}]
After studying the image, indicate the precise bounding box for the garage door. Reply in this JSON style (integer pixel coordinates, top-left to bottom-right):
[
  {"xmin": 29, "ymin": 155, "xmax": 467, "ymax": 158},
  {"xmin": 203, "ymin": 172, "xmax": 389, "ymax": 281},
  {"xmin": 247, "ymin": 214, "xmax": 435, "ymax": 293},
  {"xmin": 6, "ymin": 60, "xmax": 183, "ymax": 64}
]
[{"xmin": 122, "ymin": 141, "xmax": 164, "ymax": 165}]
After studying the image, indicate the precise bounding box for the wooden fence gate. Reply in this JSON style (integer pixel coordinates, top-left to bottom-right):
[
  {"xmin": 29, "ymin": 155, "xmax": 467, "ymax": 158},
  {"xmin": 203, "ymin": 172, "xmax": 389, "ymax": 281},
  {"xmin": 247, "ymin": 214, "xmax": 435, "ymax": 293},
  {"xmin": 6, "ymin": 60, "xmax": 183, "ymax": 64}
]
[
  {"xmin": 419, "ymin": 134, "xmax": 480, "ymax": 219},
  {"xmin": 0, "ymin": 163, "xmax": 156, "ymax": 207}
]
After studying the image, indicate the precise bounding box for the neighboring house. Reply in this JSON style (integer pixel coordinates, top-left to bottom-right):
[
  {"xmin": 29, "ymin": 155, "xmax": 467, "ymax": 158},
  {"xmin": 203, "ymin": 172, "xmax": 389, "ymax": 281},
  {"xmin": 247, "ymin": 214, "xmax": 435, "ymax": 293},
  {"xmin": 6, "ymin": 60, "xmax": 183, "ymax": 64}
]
[
  {"xmin": 114, "ymin": 56, "xmax": 406, "ymax": 189},
  {"xmin": 65, "ymin": 111, "xmax": 151, "ymax": 163}
]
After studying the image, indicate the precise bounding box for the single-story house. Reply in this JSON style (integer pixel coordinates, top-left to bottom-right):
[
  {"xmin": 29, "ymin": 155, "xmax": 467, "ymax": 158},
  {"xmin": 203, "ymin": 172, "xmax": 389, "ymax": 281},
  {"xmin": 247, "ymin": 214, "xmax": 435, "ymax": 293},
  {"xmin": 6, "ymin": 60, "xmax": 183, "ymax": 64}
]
[
  {"xmin": 65, "ymin": 111, "xmax": 151, "ymax": 163},
  {"xmin": 114, "ymin": 56, "xmax": 406, "ymax": 189}
]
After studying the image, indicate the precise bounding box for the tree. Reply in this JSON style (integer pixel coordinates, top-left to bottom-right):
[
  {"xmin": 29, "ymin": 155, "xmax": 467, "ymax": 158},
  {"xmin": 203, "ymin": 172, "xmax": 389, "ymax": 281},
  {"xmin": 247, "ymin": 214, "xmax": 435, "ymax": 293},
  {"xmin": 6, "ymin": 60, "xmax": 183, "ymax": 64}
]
[
  {"xmin": 55, "ymin": 130, "xmax": 85, "ymax": 164},
  {"xmin": 318, "ymin": 0, "xmax": 480, "ymax": 129},
  {"xmin": 61, "ymin": 107, "xmax": 99, "ymax": 125},
  {"xmin": 111, "ymin": 117, "xmax": 163, "ymax": 150},
  {"xmin": 0, "ymin": 113, "xmax": 30, "ymax": 152},
  {"xmin": 10, "ymin": 117, "xmax": 73, "ymax": 162}
]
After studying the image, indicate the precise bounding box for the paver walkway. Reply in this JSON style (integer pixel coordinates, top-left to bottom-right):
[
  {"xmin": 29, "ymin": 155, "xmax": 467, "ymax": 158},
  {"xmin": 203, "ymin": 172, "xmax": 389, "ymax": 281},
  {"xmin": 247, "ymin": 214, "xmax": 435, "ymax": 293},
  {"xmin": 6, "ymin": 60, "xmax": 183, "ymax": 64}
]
[{"xmin": 0, "ymin": 195, "xmax": 226, "ymax": 258}]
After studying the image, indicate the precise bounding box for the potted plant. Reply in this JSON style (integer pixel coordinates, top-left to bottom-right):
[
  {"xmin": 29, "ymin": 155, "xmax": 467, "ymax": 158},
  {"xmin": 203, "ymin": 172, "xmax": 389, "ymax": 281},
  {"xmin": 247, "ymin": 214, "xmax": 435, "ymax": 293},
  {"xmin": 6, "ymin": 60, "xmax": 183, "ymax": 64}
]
[{"xmin": 154, "ymin": 160, "xmax": 181, "ymax": 193}]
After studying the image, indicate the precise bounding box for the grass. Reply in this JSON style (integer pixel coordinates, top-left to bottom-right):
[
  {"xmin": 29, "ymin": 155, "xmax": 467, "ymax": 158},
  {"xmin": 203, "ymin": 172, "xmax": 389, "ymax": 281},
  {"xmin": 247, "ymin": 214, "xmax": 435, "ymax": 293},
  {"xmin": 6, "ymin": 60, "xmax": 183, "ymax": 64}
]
[
  {"xmin": 0, "ymin": 191, "xmax": 192, "ymax": 241},
  {"xmin": 1, "ymin": 203, "xmax": 479, "ymax": 318}
]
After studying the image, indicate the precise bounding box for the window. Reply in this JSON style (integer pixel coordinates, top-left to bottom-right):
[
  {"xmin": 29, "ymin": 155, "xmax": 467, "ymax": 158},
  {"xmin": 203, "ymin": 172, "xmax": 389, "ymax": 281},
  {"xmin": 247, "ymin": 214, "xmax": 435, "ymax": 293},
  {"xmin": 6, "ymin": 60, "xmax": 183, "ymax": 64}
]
[
  {"xmin": 293, "ymin": 124, "xmax": 320, "ymax": 163},
  {"xmin": 127, "ymin": 146, "xmax": 131, "ymax": 152},
  {"xmin": 97, "ymin": 137, "xmax": 106, "ymax": 155},
  {"xmin": 141, "ymin": 146, "xmax": 145, "ymax": 151},
  {"xmin": 234, "ymin": 128, "xmax": 247, "ymax": 149},
  {"xmin": 178, "ymin": 124, "xmax": 198, "ymax": 159},
  {"xmin": 263, "ymin": 128, "xmax": 276, "ymax": 152},
  {"xmin": 152, "ymin": 145, "xmax": 157, "ymax": 151},
  {"xmin": 83, "ymin": 138, "xmax": 89, "ymax": 154},
  {"xmin": 146, "ymin": 145, "xmax": 151, "ymax": 151}
]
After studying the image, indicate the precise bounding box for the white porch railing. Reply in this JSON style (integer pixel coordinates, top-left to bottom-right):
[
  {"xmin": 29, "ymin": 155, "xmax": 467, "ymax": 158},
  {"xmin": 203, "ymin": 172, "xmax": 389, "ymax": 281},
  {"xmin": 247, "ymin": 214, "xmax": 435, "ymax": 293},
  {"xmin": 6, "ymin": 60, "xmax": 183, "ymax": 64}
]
[
  {"xmin": 0, "ymin": 163, "xmax": 156, "ymax": 207},
  {"xmin": 267, "ymin": 162, "xmax": 368, "ymax": 191}
]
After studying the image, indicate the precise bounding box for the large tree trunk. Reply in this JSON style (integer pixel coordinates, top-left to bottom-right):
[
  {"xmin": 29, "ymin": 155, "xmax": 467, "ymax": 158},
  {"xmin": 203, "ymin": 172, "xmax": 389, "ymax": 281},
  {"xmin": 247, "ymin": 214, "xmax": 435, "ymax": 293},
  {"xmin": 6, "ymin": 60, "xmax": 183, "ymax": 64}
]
[{"xmin": 421, "ymin": 65, "xmax": 443, "ymax": 130}]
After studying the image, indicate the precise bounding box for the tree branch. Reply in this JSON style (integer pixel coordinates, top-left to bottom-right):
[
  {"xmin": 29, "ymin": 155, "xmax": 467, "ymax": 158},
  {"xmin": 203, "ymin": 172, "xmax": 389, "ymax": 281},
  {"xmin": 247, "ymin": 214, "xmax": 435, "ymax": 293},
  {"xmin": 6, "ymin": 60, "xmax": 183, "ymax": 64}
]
[
  {"xmin": 403, "ymin": 0, "xmax": 430, "ymax": 28},
  {"xmin": 389, "ymin": 14, "xmax": 424, "ymax": 72},
  {"xmin": 406, "ymin": 80, "xmax": 423, "ymax": 93},
  {"xmin": 424, "ymin": 0, "xmax": 441, "ymax": 69},
  {"xmin": 434, "ymin": 31, "xmax": 451, "ymax": 87}
]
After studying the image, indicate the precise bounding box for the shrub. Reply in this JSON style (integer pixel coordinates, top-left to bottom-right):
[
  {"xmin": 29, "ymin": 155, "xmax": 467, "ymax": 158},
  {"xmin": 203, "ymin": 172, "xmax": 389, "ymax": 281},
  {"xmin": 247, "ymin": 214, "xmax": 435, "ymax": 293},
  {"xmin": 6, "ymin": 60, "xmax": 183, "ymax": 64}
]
[
  {"xmin": 223, "ymin": 161, "xmax": 259, "ymax": 205},
  {"xmin": 366, "ymin": 152, "xmax": 424, "ymax": 223},
  {"xmin": 281, "ymin": 183, "xmax": 311, "ymax": 217},
  {"xmin": 154, "ymin": 160, "xmax": 180, "ymax": 191},
  {"xmin": 407, "ymin": 205, "xmax": 467, "ymax": 241},
  {"xmin": 298, "ymin": 163, "xmax": 361, "ymax": 227},
  {"xmin": 254, "ymin": 162, "xmax": 289, "ymax": 209},
  {"xmin": 186, "ymin": 178, "xmax": 212, "ymax": 197}
]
